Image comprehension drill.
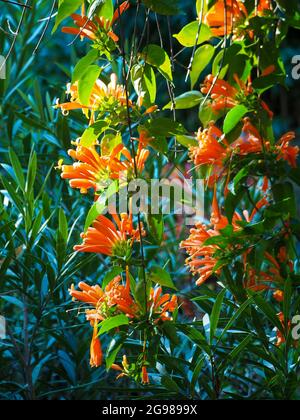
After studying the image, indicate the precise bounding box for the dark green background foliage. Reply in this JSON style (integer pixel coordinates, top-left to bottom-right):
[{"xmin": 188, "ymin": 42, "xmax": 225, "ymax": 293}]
[{"xmin": 0, "ymin": 0, "xmax": 299, "ymax": 400}]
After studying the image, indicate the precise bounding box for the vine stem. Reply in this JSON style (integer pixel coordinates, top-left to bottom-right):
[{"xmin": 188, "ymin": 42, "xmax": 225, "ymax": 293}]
[
  {"xmin": 0, "ymin": 0, "xmax": 31, "ymax": 74},
  {"xmin": 116, "ymin": 0, "xmax": 149, "ymax": 318},
  {"xmin": 33, "ymin": 0, "xmax": 56, "ymax": 55},
  {"xmin": 185, "ymin": 0, "xmax": 205, "ymax": 82}
]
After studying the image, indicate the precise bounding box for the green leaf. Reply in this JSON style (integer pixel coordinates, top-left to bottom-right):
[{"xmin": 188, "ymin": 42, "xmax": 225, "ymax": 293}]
[
  {"xmin": 210, "ymin": 288, "xmax": 226, "ymax": 343},
  {"xmin": 272, "ymin": 182, "xmax": 296, "ymax": 217},
  {"xmin": 147, "ymin": 213, "xmax": 164, "ymax": 245},
  {"xmin": 102, "ymin": 266, "xmax": 123, "ymax": 289},
  {"xmin": 163, "ymin": 91, "xmax": 203, "ymax": 110},
  {"xmin": 72, "ymin": 49, "xmax": 99, "ymax": 83},
  {"xmin": 9, "ymin": 148, "xmax": 25, "ymax": 190},
  {"xmin": 175, "ymin": 135, "xmax": 198, "ymax": 148},
  {"xmin": 143, "ymin": 117, "xmax": 185, "ymax": 137},
  {"xmin": 190, "ymin": 44, "xmax": 215, "ymax": 89},
  {"xmin": 101, "ymin": 133, "xmax": 122, "ymax": 156},
  {"xmin": 161, "ymin": 375, "xmax": 181, "ymax": 393},
  {"xmin": 84, "ymin": 182, "xmax": 118, "ymax": 231},
  {"xmin": 131, "ymin": 64, "xmax": 157, "ymax": 107},
  {"xmin": 173, "ymin": 22, "xmax": 212, "ymax": 47},
  {"xmin": 223, "ymin": 105, "xmax": 248, "ymax": 134},
  {"xmin": 149, "ymin": 266, "xmax": 177, "ymax": 290},
  {"xmin": 80, "ymin": 126, "xmax": 100, "ymax": 147},
  {"xmin": 218, "ymin": 297, "xmax": 254, "ymax": 342},
  {"xmin": 228, "ymin": 335, "xmax": 253, "ymax": 361},
  {"xmin": 89, "ymin": 0, "xmax": 113, "ymax": 21},
  {"xmin": 53, "ymin": 0, "xmax": 84, "ymax": 33},
  {"xmin": 142, "ymin": 45, "xmax": 173, "ymax": 82},
  {"xmin": 142, "ymin": 0, "xmax": 180, "ymax": 16},
  {"xmin": 78, "ymin": 65, "xmax": 101, "ymax": 106},
  {"xmin": 106, "ymin": 333, "xmax": 127, "ymax": 370},
  {"xmin": 252, "ymin": 294, "xmax": 285, "ymax": 333},
  {"xmin": 99, "ymin": 315, "xmax": 129, "ymax": 335}
]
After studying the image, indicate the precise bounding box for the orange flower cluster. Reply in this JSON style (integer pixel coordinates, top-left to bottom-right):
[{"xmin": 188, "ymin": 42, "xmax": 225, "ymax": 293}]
[
  {"xmin": 62, "ymin": 1, "xmax": 130, "ymax": 44},
  {"xmin": 201, "ymin": 74, "xmax": 274, "ymax": 118},
  {"xmin": 56, "ymin": 74, "xmax": 132, "ymax": 123},
  {"xmin": 69, "ymin": 274, "xmax": 178, "ymax": 368},
  {"xmin": 204, "ymin": 0, "xmax": 272, "ymax": 38},
  {"xmin": 74, "ymin": 213, "xmax": 145, "ymax": 258},
  {"xmin": 204, "ymin": 0, "xmax": 248, "ymax": 38},
  {"xmin": 60, "ymin": 142, "xmax": 149, "ymax": 194},
  {"xmin": 180, "ymin": 189, "xmax": 268, "ymax": 286},
  {"xmin": 189, "ymin": 119, "xmax": 298, "ymax": 187}
]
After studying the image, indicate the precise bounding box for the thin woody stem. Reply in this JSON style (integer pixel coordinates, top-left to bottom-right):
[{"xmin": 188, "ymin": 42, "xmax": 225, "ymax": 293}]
[
  {"xmin": 0, "ymin": 0, "xmax": 31, "ymax": 74},
  {"xmin": 117, "ymin": 0, "xmax": 149, "ymax": 317}
]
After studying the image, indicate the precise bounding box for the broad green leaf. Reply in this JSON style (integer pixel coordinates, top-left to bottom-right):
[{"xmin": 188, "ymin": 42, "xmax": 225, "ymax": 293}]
[
  {"xmin": 88, "ymin": 0, "xmax": 113, "ymax": 21},
  {"xmin": 142, "ymin": 45, "xmax": 173, "ymax": 82},
  {"xmin": 163, "ymin": 91, "xmax": 203, "ymax": 110},
  {"xmin": 173, "ymin": 22, "xmax": 212, "ymax": 47},
  {"xmin": 223, "ymin": 105, "xmax": 248, "ymax": 134},
  {"xmin": 143, "ymin": 117, "xmax": 185, "ymax": 137},
  {"xmin": 131, "ymin": 64, "xmax": 156, "ymax": 107},
  {"xmin": 99, "ymin": 314, "xmax": 129, "ymax": 335},
  {"xmin": 176, "ymin": 135, "xmax": 198, "ymax": 148},
  {"xmin": 190, "ymin": 45, "xmax": 215, "ymax": 88},
  {"xmin": 80, "ymin": 126, "xmax": 100, "ymax": 147},
  {"xmin": 72, "ymin": 49, "xmax": 99, "ymax": 83},
  {"xmin": 78, "ymin": 65, "xmax": 101, "ymax": 106},
  {"xmin": 101, "ymin": 133, "xmax": 122, "ymax": 156},
  {"xmin": 53, "ymin": 0, "xmax": 84, "ymax": 33},
  {"xmin": 149, "ymin": 266, "xmax": 177, "ymax": 290}
]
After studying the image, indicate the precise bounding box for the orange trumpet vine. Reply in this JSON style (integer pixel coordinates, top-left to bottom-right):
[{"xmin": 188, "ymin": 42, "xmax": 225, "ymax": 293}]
[{"xmin": 74, "ymin": 213, "xmax": 145, "ymax": 258}]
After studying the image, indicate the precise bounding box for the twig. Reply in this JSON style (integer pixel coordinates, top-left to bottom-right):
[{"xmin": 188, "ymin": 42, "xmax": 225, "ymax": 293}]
[
  {"xmin": 117, "ymin": 0, "xmax": 149, "ymax": 318},
  {"xmin": 0, "ymin": 0, "xmax": 31, "ymax": 74},
  {"xmin": 33, "ymin": 0, "xmax": 56, "ymax": 55},
  {"xmin": 185, "ymin": 0, "xmax": 205, "ymax": 82}
]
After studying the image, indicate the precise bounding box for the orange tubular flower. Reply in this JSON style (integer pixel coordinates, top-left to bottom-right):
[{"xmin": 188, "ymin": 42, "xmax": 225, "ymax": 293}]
[
  {"xmin": 201, "ymin": 74, "xmax": 274, "ymax": 119},
  {"xmin": 69, "ymin": 274, "xmax": 138, "ymax": 320},
  {"xmin": 149, "ymin": 287, "xmax": 178, "ymax": 322},
  {"xmin": 142, "ymin": 366, "xmax": 150, "ymax": 385},
  {"xmin": 181, "ymin": 190, "xmax": 268, "ymax": 286},
  {"xmin": 201, "ymin": 74, "xmax": 240, "ymax": 111},
  {"xmin": 257, "ymin": 0, "xmax": 272, "ymax": 15},
  {"xmin": 276, "ymin": 132, "xmax": 299, "ymax": 168},
  {"xmin": 105, "ymin": 274, "xmax": 139, "ymax": 319},
  {"xmin": 60, "ymin": 143, "xmax": 149, "ymax": 194},
  {"xmin": 190, "ymin": 124, "xmax": 228, "ymax": 167},
  {"xmin": 62, "ymin": 1, "xmax": 130, "ymax": 43},
  {"xmin": 276, "ymin": 312, "xmax": 292, "ymax": 347},
  {"xmin": 55, "ymin": 74, "xmax": 133, "ymax": 121},
  {"xmin": 74, "ymin": 213, "xmax": 145, "ymax": 258},
  {"xmin": 90, "ymin": 322, "xmax": 103, "ymax": 368},
  {"xmin": 204, "ymin": 0, "xmax": 248, "ymax": 37},
  {"xmin": 273, "ymin": 290, "xmax": 284, "ymax": 303}
]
